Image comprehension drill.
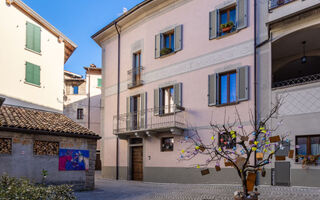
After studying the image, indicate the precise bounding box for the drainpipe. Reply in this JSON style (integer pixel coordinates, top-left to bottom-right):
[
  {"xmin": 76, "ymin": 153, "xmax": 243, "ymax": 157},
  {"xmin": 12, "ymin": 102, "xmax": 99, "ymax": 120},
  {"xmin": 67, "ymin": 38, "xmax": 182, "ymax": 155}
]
[
  {"xmin": 115, "ymin": 22, "xmax": 121, "ymax": 180},
  {"xmin": 254, "ymin": 0, "xmax": 259, "ymax": 186},
  {"xmin": 88, "ymin": 68, "xmax": 91, "ymax": 129}
]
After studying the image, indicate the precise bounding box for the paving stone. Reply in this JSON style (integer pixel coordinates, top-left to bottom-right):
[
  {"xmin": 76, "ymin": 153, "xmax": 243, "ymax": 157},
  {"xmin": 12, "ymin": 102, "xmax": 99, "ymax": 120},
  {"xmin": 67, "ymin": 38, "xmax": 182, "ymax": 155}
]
[{"xmin": 75, "ymin": 173, "xmax": 320, "ymax": 200}]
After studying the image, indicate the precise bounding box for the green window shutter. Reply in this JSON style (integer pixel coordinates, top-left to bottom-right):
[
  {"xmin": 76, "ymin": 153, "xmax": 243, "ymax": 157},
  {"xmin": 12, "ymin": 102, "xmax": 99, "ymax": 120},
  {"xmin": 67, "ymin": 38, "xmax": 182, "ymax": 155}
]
[
  {"xmin": 236, "ymin": 0, "xmax": 248, "ymax": 30},
  {"xmin": 98, "ymin": 78, "xmax": 102, "ymax": 87},
  {"xmin": 33, "ymin": 25, "xmax": 41, "ymax": 53},
  {"xmin": 174, "ymin": 25, "xmax": 183, "ymax": 52},
  {"xmin": 33, "ymin": 64, "xmax": 41, "ymax": 85},
  {"xmin": 25, "ymin": 62, "xmax": 40, "ymax": 85},
  {"xmin": 26, "ymin": 22, "xmax": 34, "ymax": 50},
  {"xmin": 25, "ymin": 62, "xmax": 34, "ymax": 84},
  {"xmin": 173, "ymin": 83, "xmax": 182, "ymax": 107},
  {"xmin": 237, "ymin": 66, "xmax": 249, "ymax": 101},
  {"xmin": 26, "ymin": 22, "xmax": 41, "ymax": 53},
  {"xmin": 209, "ymin": 10, "xmax": 218, "ymax": 39},
  {"xmin": 155, "ymin": 34, "xmax": 161, "ymax": 58}
]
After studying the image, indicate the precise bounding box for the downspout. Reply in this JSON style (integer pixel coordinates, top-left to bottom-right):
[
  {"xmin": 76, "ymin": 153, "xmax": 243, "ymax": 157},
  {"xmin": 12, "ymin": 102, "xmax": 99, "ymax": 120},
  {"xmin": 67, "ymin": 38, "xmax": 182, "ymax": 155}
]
[
  {"xmin": 115, "ymin": 22, "xmax": 121, "ymax": 180},
  {"xmin": 254, "ymin": 0, "xmax": 258, "ymax": 171},
  {"xmin": 88, "ymin": 68, "xmax": 91, "ymax": 129}
]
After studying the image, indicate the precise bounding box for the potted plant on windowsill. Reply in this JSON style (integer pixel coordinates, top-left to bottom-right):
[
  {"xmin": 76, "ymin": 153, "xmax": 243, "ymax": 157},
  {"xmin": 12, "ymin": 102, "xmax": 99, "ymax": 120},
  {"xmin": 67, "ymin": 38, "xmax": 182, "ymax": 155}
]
[
  {"xmin": 220, "ymin": 21, "xmax": 234, "ymax": 33},
  {"xmin": 277, "ymin": 0, "xmax": 285, "ymax": 6},
  {"xmin": 160, "ymin": 47, "xmax": 173, "ymax": 56}
]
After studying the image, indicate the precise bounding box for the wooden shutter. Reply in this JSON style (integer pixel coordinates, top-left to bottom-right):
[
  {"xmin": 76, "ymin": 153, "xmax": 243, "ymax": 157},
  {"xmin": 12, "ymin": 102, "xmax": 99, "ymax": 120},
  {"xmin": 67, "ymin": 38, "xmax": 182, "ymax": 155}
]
[
  {"xmin": 33, "ymin": 25, "xmax": 41, "ymax": 53},
  {"xmin": 33, "ymin": 64, "xmax": 40, "ymax": 86},
  {"xmin": 237, "ymin": 0, "xmax": 248, "ymax": 30},
  {"xmin": 140, "ymin": 92, "xmax": 147, "ymax": 129},
  {"xmin": 155, "ymin": 34, "xmax": 161, "ymax": 58},
  {"xmin": 25, "ymin": 62, "xmax": 34, "ymax": 84},
  {"xmin": 173, "ymin": 83, "xmax": 182, "ymax": 106},
  {"xmin": 237, "ymin": 66, "xmax": 249, "ymax": 101},
  {"xmin": 26, "ymin": 22, "xmax": 34, "ymax": 50},
  {"xmin": 208, "ymin": 74, "xmax": 218, "ymax": 106},
  {"xmin": 209, "ymin": 10, "xmax": 218, "ymax": 39},
  {"xmin": 174, "ymin": 25, "xmax": 183, "ymax": 52},
  {"xmin": 154, "ymin": 89, "xmax": 160, "ymax": 115}
]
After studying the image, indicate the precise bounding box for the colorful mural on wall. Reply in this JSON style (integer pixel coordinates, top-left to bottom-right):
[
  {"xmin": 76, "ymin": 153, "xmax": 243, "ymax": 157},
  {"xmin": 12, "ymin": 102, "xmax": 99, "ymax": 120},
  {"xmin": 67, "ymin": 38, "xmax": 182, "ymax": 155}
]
[{"xmin": 59, "ymin": 149, "xmax": 89, "ymax": 171}]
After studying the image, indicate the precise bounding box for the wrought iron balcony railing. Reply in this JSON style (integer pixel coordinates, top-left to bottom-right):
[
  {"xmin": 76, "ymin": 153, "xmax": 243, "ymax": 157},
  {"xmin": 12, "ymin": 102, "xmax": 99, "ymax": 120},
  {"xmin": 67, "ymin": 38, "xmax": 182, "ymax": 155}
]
[
  {"xmin": 127, "ymin": 66, "xmax": 144, "ymax": 89},
  {"xmin": 272, "ymin": 73, "xmax": 320, "ymax": 89},
  {"xmin": 113, "ymin": 104, "xmax": 186, "ymax": 136},
  {"xmin": 269, "ymin": 0, "xmax": 296, "ymax": 10}
]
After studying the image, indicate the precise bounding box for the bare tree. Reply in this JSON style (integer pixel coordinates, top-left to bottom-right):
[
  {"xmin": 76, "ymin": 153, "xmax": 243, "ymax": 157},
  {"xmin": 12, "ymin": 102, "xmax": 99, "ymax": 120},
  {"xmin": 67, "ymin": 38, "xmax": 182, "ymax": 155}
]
[{"xmin": 179, "ymin": 98, "xmax": 288, "ymax": 199}]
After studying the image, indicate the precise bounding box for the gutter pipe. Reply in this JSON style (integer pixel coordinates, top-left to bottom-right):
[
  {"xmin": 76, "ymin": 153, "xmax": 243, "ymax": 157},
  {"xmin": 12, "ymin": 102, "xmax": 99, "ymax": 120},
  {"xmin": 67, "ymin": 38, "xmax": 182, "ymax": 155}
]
[{"xmin": 115, "ymin": 23, "xmax": 121, "ymax": 181}]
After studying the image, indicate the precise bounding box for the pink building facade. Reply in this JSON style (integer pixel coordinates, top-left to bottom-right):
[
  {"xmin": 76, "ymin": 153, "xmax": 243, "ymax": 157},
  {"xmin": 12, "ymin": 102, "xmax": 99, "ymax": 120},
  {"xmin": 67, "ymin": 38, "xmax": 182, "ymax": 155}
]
[{"xmin": 93, "ymin": 0, "xmax": 256, "ymax": 183}]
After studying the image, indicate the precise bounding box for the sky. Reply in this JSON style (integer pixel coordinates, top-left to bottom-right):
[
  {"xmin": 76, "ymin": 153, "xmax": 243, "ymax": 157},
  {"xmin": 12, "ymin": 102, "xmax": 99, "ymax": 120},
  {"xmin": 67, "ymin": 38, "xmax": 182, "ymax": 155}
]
[{"xmin": 22, "ymin": 0, "xmax": 144, "ymax": 77}]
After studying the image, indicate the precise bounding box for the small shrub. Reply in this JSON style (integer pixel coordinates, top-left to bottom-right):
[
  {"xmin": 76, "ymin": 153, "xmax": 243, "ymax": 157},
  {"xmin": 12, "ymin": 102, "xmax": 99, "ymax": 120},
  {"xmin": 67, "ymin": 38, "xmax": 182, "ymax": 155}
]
[{"xmin": 0, "ymin": 175, "xmax": 75, "ymax": 200}]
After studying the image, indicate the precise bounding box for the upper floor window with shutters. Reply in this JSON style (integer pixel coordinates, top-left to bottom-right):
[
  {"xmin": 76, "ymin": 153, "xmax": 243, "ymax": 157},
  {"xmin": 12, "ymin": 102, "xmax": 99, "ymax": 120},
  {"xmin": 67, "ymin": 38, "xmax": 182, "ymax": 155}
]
[
  {"xmin": 25, "ymin": 62, "xmax": 41, "ymax": 86},
  {"xmin": 26, "ymin": 22, "xmax": 41, "ymax": 53},
  {"xmin": 154, "ymin": 83, "xmax": 182, "ymax": 115},
  {"xmin": 208, "ymin": 66, "xmax": 249, "ymax": 106},
  {"xmin": 155, "ymin": 25, "xmax": 183, "ymax": 58},
  {"xmin": 209, "ymin": 0, "xmax": 248, "ymax": 39}
]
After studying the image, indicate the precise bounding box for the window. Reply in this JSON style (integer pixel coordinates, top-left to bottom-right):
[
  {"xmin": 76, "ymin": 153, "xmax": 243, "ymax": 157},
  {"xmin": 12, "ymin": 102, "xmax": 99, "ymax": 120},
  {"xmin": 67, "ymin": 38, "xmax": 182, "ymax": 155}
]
[
  {"xmin": 155, "ymin": 25, "xmax": 183, "ymax": 58},
  {"xmin": 33, "ymin": 141, "xmax": 59, "ymax": 156},
  {"xmin": 219, "ymin": 6, "xmax": 236, "ymax": 36},
  {"xmin": 164, "ymin": 31, "xmax": 175, "ymax": 51},
  {"xmin": 0, "ymin": 138, "xmax": 12, "ymax": 154},
  {"xmin": 209, "ymin": 0, "xmax": 248, "ymax": 39},
  {"xmin": 26, "ymin": 22, "xmax": 41, "ymax": 53},
  {"xmin": 161, "ymin": 137, "xmax": 174, "ymax": 152},
  {"xmin": 218, "ymin": 132, "xmax": 236, "ymax": 149},
  {"xmin": 219, "ymin": 71, "xmax": 237, "ymax": 104},
  {"xmin": 25, "ymin": 62, "xmax": 40, "ymax": 86},
  {"xmin": 133, "ymin": 51, "xmax": 142, "ymax": 85},
  {"xmin": 97, "ymin": 78, "xmax": 102, "ymax": 87},
  {"xmin": 208, "ymin": 66, "xmax": 249, "ymax": 106},
  {"xmin": 77, "ymin": 108, "xmax": 84, "ymax": 120},
  {"xmin": 154, "ymin": 83, "xmax": 182, "ymax": 115},
  {"xmin": 126, "ymin": 93, "xmax": 147, "ymax": 130},
  {"xmin": 296, "ymin": 135, "xmax": 320, "ymax": 162},
  {"xmin": 73, "ymin": 86, "xmax": 79, "ymax": 94}
]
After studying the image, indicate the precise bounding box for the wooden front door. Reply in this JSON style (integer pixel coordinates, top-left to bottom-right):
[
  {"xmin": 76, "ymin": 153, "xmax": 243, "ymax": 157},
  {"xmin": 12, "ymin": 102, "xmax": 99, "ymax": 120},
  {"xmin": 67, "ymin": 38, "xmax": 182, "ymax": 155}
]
[{"xmin": 132, "ymin": 146, "xmax": 143, "ymax": 181}]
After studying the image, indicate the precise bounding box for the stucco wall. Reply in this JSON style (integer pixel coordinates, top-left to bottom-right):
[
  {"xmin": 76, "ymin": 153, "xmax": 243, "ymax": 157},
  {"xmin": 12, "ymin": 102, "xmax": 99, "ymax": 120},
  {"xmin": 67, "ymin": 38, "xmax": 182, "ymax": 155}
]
[
  {"xmin": 256, "ymin": 0, "xmax": 320, "ymax": 186},
  {"xmin": 100, "ymin": 0, "xmax": 255, "ymax": 178},
  {"xmin": 0, "ymin": 0, "xmax": 65, "ymax": 112},
  {"xmin": 0, "ymin": 131, "xmax": 97, "ymax": 190}
]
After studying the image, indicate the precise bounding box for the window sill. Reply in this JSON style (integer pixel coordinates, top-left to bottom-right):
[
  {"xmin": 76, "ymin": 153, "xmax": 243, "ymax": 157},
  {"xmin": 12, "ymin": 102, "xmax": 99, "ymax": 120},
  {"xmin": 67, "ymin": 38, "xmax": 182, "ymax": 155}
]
[
  {"xmin": 25, "ymin": 47, "xmax": 42, "ymax": 55},
  {"xmin": 24, "ymin": 81, "xmax": 41, "ymax": 88},
  {"xmin": 159, "ymin": 51, "xmax": 176, "ymax": 59},
  {"xmin": 211, "ymin": 101, "xmax": 239, "ymax": 107}
]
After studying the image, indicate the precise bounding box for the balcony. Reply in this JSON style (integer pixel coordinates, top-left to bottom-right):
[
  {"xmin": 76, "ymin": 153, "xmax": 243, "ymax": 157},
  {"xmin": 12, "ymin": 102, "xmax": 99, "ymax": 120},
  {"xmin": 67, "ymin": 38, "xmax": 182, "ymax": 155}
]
[
  {"xmin": 269, "ymin": 0, "xmax": 296, "ymax": 10},
  {"xmin": 127, "ymin": 66, "xmax": 144, "ymax": 89},
  {"xmin": 113, "ymin": 105, "xmax": 186, "ymax": 139}
]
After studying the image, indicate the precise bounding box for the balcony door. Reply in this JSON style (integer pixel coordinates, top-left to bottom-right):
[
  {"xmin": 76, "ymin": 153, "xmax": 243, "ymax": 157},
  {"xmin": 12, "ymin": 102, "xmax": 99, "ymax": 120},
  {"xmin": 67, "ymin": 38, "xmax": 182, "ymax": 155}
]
[
  {"xmin": 126, "ymin": 93, "xmax": 147, "ymax": 131},
  {"xmin": 133, "ymin": 51, "xmax": 141, "ymax": 85},
  {"xmin": 132, "ymin": 95, "xmax": 141, "ymax": 130}
]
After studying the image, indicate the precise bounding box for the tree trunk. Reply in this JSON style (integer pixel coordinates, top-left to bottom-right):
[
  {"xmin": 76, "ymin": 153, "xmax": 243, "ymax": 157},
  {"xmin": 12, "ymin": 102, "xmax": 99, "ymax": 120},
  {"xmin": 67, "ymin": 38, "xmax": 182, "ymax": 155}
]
[{"xmin": 242, "ymin": 172, "xmax": 248, "ymax": 196}]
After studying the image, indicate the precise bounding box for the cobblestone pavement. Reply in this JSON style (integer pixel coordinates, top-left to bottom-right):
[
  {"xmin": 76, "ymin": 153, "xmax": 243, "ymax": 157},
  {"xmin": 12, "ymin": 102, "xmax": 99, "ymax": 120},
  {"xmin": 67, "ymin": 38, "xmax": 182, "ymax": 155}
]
[{"xmin": 76, "ymin": 174, "xmax": 320, "ymax": 200}]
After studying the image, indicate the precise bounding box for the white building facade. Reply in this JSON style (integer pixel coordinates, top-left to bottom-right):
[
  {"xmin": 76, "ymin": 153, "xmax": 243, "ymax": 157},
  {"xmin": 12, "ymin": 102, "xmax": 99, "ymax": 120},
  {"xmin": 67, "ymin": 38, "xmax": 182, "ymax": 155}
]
[{"xmin": 0, "ymin": 0, "xmax": 76, "ymax": 113}]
